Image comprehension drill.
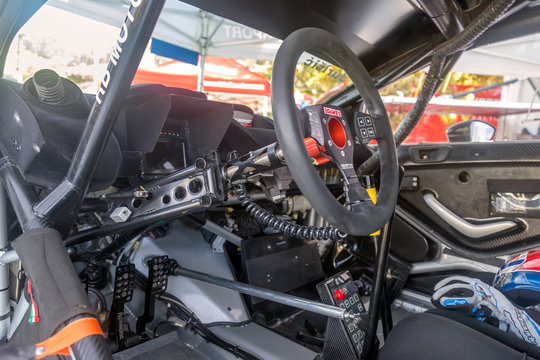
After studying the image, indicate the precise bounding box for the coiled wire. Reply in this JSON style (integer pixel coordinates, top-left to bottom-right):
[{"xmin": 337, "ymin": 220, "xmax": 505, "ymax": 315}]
[{"xmin": 234, "ymin": 184, "xmax": 346, "ymax": 241}]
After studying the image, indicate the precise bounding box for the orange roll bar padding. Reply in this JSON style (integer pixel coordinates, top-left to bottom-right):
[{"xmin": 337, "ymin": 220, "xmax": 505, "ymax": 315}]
[{"xmin": 35, "ymin": 317, "xmax": 104, "ymax": 359}]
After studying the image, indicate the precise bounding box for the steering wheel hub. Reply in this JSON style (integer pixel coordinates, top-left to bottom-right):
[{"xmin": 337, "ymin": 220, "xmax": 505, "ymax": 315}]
[{"xmin": 327, "ymin": 117, "xmax": 347, "ymax": 149}]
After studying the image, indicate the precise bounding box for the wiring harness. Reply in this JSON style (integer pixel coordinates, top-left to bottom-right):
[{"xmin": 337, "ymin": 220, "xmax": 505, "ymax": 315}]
[{"xmin": 160, "ymin": 294, "xmax": 261, "ymax": 360}]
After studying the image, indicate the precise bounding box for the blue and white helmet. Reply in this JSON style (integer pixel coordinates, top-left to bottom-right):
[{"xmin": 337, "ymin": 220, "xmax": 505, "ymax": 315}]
[{"xmin": 494, "ymin": 250, "xmax": 540, "ymax": 307}]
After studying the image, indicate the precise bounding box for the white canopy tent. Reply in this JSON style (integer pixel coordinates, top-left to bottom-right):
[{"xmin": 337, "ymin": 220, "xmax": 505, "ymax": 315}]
[
  {"xmin": 47, "ymin": 0, "xmax": 282, "ymax": 90},
  {"xmin": 453, "ymin": 33, "xmax": 540, "ymax": 78},
  {"xmin": 46, "ymin": 0, "xmax": 540, "ymax": 91}
]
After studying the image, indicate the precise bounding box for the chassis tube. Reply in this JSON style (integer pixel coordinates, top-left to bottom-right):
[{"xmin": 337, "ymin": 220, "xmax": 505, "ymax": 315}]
[
  {"xmin": 202, "ymin": 220, "xmax": 243, "ymax": 247},
  {"xmin": 0, "ymin": 158, "xmax": 40, "ymax": 231},
  {"xmin": 172, "ymin": 266, "xmax": 346, "ymax": 320},
  {"xmin": 363, "ymin": 220, "xmax": 393, "ymax": 358},
  {"xmin": 143, "ymin": 160, "xmax": 206, "ymax": 189},
  {"xmin": 65, "ymin": 201, "xmax": 202, "ymax": 247},
  {"xmin": 0, "ymin": 183, "xmax": 10, "ymax": 338},
  {"xmin": 0, "ymin": 250, "xmax": 18, "ymax": 265},
  {"xmin": 70, "ymin": 1, "xmax": 167, "ymax": 356},
  {"xmin": 0, "ymin": 1, "xmax": 166, "ymax": 359}
]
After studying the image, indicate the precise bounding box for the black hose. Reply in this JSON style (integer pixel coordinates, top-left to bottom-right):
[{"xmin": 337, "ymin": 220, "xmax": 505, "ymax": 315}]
[
  {"xmin": 234, "ymin": 184, "xmax": 345, "ymax": 241},
  {"xmin": 359, "ymin": 0, "xmax": 517, "ymax": 176},
  {"xmin": 91, "ymin": 230, "xmax": 144, "ymax": 262},
  {"xmin": 87, "ymin": 287, "xmax": 108, "ymax": 311}
]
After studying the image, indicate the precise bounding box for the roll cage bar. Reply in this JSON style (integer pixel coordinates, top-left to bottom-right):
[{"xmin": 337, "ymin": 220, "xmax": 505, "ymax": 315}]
[
  {"xmin": 0, "ymin": 1, "xmax": 166, "ymax": 358},
  {"xmin": 0, "ymin": 0, "xmax": 166, "ymax": 234}
]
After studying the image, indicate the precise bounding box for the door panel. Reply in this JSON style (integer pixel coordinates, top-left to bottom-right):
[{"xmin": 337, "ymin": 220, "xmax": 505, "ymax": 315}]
[{"xmin": 397, "ymin": 141, "xmax": 540, "ymax": 255}]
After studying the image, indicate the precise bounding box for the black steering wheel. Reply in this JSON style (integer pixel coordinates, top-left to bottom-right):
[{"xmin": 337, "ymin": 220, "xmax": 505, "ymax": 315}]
[{"xmin": 272, "ymin": 28, "xmax": 399, "ymax": 236}]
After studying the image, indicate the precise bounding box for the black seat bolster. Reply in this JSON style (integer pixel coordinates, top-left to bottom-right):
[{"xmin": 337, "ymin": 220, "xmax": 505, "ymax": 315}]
[
  {"xmin": 427, "ymin": 308, "xmax": 540, "ymax": 359},
  {"xmin": 378, "ymin": 313, "xmax": 533, "ymax": 360}
]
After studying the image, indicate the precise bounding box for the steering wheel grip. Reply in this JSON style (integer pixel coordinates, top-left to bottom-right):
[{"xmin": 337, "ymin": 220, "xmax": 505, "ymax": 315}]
[{"xmin": 271, "ymin": 28, "xmax": 399, "ymax": 235}]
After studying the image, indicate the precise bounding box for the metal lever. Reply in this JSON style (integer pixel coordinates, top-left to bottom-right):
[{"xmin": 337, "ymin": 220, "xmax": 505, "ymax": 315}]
[
  {"xmin": 171, "ymin": 266, "xmax": 346, "ymax": 320},
  {"xmin": 423, "ymin": 192, "xmax": 517, "ymax": 238}
]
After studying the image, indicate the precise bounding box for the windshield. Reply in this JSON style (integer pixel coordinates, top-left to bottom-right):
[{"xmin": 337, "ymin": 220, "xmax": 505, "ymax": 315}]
[
  {"xmin": 4, "ymin": 2, "xmax": 539, "ymax": 133},
  {"xmin": 3, "ymin": 5, "xmax": 118, "ymax": 93},
  {"xmin": 3, "ymin": 3, "xmax": 352, "ymax": 118},
  {"xmin": 382, "ymin": 32, "xmax": 540, "ymax": 143}
]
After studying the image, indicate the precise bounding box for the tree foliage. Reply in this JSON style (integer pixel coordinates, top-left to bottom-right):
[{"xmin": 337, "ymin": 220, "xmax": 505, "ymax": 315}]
[{"xmin": 254, "ymin": 59, "xmax": 351, "ymax": 102}]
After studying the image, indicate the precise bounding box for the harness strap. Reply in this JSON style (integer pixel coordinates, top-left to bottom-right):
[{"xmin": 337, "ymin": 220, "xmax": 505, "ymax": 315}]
[{"xmin": 35, "ymin": 317, "xmax": 104, "ymax": 359}]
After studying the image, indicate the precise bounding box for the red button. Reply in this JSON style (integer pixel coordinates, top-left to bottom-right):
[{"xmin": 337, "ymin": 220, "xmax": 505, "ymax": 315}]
[{"xmin": 335, "ymin": 289, "xmax": 346, "ymax": 301}]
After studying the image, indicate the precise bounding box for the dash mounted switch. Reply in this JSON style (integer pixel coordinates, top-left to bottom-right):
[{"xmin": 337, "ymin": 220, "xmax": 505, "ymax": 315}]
[
  {"xmin": 304, "ymin": 105, "xmax": 358, "ymax": 183},
  {"xmin": 317, "ymin": 271, "xmax": 368, "ymax": 360}
]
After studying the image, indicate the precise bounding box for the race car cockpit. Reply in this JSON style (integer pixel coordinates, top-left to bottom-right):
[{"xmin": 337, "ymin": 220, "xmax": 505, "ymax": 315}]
[{"xmin": 0, "ymin": 0, "xmax": 539, "ymax": 359}]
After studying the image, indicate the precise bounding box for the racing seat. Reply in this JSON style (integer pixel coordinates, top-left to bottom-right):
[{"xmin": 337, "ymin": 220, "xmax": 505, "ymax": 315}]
[{"xmin": 378, "ymin": 312, "xmax": 540, "ymax": 359}]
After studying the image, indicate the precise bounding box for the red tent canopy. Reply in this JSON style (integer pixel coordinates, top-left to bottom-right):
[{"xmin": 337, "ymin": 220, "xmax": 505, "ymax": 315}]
[{"xmin": 133, "ymin": 57, "xmax": 270, "ymax": 97}]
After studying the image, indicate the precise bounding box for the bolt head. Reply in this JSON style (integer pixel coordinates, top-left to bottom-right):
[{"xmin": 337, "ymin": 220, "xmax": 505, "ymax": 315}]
[
  {"xmin": 328, "ymin": 140, "xmax": 333, "ymax": 146},
  {"xmin": 341, "ymin": 150, "xmax": 345, "ymax": 157}
]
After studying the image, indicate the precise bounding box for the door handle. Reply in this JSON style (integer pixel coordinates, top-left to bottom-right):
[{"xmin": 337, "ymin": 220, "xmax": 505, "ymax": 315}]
[{"xmin": 423, "ymin": 193, "xmax": 518, "ymax": 238}]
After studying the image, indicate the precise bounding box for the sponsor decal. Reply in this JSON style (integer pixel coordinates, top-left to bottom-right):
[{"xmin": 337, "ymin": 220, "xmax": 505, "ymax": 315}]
[
  {"xmin": 222, "ymin": 25, "xmax": 275, "ymax": 41},
  {"xmin": 302, "ymin": 55, "xmax": 349, "ymax": 82},
  {"xmin": 516, "ymin": 309, "xmax": 537, "ymax": 344},
  {"xmin": 96, "ymin": 0, "xmax": 143, "ymax": 105},
  {"xmin": 324, "ymin": 107, "xmax": 342, "ymax": 117},
  {"xmin": 443, "ymin": 298, "xmax": 468, "ymax": 306}
]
